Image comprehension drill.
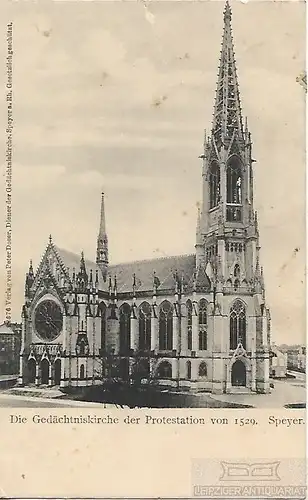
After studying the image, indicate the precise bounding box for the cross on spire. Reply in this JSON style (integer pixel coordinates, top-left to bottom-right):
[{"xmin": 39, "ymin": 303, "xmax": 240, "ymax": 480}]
[{"xmin": 211, "ymin": 1, "xmax": 244, "ymax": 145}]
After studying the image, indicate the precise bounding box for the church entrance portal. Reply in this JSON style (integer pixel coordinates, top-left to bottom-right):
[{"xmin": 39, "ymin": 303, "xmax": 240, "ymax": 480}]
[
  {"xmin": 41, "ymin": 359, "xmax": 49, "ymax": 385},
  {"xmin": 54, "ymin": 359, "xmax": 61, "ymax": 385},
  {"xmin": 28, "ymin": 359, "xmax": 36, "ymax": 384},
  {"xmin": 231, "ymin": 359, "xmax": 246, "ymax": 387}
]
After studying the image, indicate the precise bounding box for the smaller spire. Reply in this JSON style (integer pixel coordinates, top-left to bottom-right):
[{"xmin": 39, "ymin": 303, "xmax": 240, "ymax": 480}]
[
  {"xmin": 132, "ymin": 273, "xmax": 136, "ymax": 297},
  {"xmin": 174, "ymin": 269, "xmax": 179, "ymax": 295},
  {"xmin": 260, "ymin": 266, "xmax": 265, "ymax": 289},
  {"xmin": 96, "ymin": 191, "xmax": 109, "ymax": 281},
  {"xmin": 108, "ymin": 275, "xmax": 112, "ymax": 299},
  {"xmin": 76, "ymin": 252, "xmax": 88, "ymax": 291},
  {"xmin": 95, "ymin": 269, "xmax": 99, "ymax": 288},
  {"xmin": 25, "ymin": 259, "xmax": 35, "ymax": 296},
  {"xmin": 153, "ymin": 271, "xmax": 160, "ymax": 293},
  {"xmin": 192, "ymin": 270, "xmax": 197, "ymax": 293},
  {"xmin": 132, "ymin": 273, "xmax": 137, "ymax": 306},
  {"xmin": 28, "ymin": 259, "xmax": 34, "ymax": 276},
  {"xmin": 254, "ymin": 210, "xmax": 259, "ymax": 238},
  {"xmin": 114, "ymin": 275, "xmax": 117, "ymax": 300},
  {"xmin": 180, "ymin": 271, "xmax": 185, "ymax": 296},
  {"xmin": 72, "ymin": 267, "xmax": 76, "ymax": 287}
]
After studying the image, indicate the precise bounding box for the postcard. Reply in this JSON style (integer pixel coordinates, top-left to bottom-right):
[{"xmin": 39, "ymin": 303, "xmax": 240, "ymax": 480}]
[{"xmin": 0, "ymin": 0, "xmax": 306, "ymax": 498}]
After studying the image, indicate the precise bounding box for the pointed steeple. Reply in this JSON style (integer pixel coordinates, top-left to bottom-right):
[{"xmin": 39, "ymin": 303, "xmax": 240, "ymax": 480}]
[
  {"xmin": 96, "ymin": 191, "xmax": 108, "ymax": 281},
  {"xmin": 76, "ymin": 251, "xmax": 88, "ymax": 292},
  {"xmin": 211, "ymin": 1, "xmax": 244, "ymax": 145},
  {"xmin": 25, "ymin": 259, "xmax": 35, "ymax": 297}
]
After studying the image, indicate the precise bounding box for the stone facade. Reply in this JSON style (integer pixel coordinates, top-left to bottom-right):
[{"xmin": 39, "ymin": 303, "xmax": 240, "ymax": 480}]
[{"xmin": 19, "ymin": 1, "xmax": 270, "ymax": 394}]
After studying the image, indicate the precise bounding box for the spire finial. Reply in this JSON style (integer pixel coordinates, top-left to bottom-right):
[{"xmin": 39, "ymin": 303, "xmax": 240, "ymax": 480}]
[
  {"xmin": 49, "ymin": 234, "xmax": 52, "ymax": 244},
  {"xmin": 224, "ymin": 0, "xmax": 232, "ymax": 23},
  {"xmin": 211, "ymin": 0, "xmax": 243, "ymax": 144}
]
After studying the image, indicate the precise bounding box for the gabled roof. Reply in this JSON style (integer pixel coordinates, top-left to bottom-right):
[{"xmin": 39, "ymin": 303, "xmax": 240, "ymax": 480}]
[
  {"xmin": 109, "ymin": 254, "xmax": 196, "ymax": 293},
  {"xmin": 0, "ymin": 324, "xmax": 15, "ymax": 335},
  {"xmin": 54, "ymin": 246, "xmax": 108, "ymax": 290},
  {"xmin": 194, "ymin": 265, "xmax": 211, "ymax": 291},
  {"xmin": 55, "ymin": 247, "xmax": 198, "ymax": 294}
]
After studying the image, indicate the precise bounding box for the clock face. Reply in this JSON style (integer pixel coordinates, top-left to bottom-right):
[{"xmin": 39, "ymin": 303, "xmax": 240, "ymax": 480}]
[{"xmin": 34, "ymin": 300, "xmax": 63, "ymax": 341}]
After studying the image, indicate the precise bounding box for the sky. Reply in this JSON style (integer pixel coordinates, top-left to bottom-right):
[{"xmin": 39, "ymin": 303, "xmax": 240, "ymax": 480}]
[{"xmin": 0, "ymin": 0, "xmax": 306, "ymax": 344}]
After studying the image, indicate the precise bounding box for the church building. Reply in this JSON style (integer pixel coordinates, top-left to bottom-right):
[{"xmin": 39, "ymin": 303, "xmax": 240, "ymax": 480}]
[{"xmin": 19, "ymin": 2, "xmax": 271, "ymax": 394}]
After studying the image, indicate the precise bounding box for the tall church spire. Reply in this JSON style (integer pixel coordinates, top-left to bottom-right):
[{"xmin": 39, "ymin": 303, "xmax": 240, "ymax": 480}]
[
  {"xmin": 96, "ymin": 191, "xmax": 108, "ymax": 281},
  {"xmin": 211, "ymin": 0, "xmax": 244, "ymax": 145}
]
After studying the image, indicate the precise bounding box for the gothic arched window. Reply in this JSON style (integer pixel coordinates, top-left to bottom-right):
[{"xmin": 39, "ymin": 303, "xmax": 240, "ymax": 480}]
[
  {"xmin": 186, "ymin": 361, "xmax": 192, "ymax": 379},
  {"xmin": 226, "ymin": 156, "xmax": 243, "ymax": 222},
  {"xmin": 99, "ymin": 302, "xmax": 107, "ymax": 352},
  {"xmin": 76, "ymin": 334, "xmax": 89, "ymax": 356},
  {"xmin": 198, "ymin": 299, "xmax": 207, "ymax": 350},
  {"xmin": 156, "ymin": 360, "xmax": 172, "ymax": 379},
  {"xmin": 230, "ymin": 300, "xmax": 246, "ymax": 350},
  {"xmin": 198, "ymin": 362, "xmax": 207, "ymax": 377},
  {"xmin": 234, "ymin": 264, "xmax": 240, "ymax": 278},
  {"xmin": 119, "ymin": 303, "xmax": 131, "ymax": 354},
  {"xmin": 227, "ymin": 156, "xmax": 242, "ymax": 204},
  {"xmin": 139, "ymin": 301, "xmax": 151, "ymax": 351},
  {"xmin": 27, "ymin": 359, "xmax": 36, "ymax": 384},
  {"xmin": 159, "ymin": 301, "xmax": 173, "ymax": 350},
  {"xmin": 209, "ymin": 161, "xmax": 220, "ymax": 209},
  {"xmin": 186, "ymin": 300, "xmax": 192, "ymax": 350}
]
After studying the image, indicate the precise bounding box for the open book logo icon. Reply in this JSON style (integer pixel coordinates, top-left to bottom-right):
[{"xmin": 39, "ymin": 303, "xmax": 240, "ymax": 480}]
[{"xmin": 220, "ymin": 461, "xmax": 281, "ymax": 481}]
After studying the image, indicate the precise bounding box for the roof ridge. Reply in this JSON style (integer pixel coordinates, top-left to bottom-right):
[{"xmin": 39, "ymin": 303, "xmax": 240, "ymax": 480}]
[
  {"xmin": 109, "ymin": 253, "xmax": 195, "ymax": 268},
  {"xmin": 55, "ymin": 246, "xmax": 97, "ymax": 265}
]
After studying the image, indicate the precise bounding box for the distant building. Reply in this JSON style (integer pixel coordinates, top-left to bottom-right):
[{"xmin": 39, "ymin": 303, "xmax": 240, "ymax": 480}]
[
  {"xmin": 269, "ymin": 345, "xmax": 287, "ymax": 378},
  {"xmin": 286, "ymin": 346, "xmax": 306, "ymax": 372},
  {"xmin": 0, "ymin": 322, "xmax": 21, "ymax": 375},
  {"xmin": 298, "ymin": 346, "xmax": 306, "ymax": 372}
]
